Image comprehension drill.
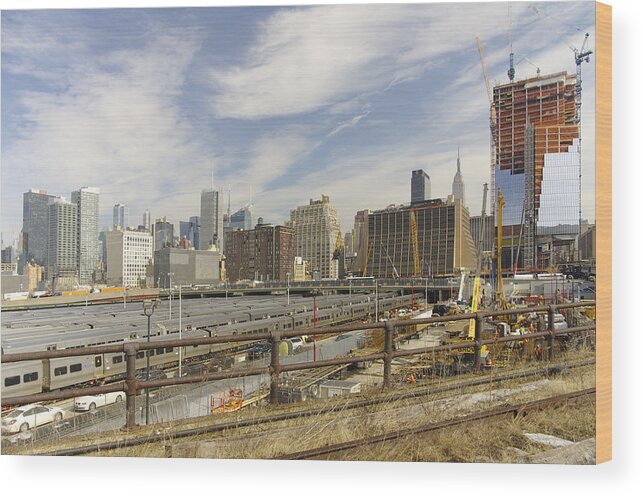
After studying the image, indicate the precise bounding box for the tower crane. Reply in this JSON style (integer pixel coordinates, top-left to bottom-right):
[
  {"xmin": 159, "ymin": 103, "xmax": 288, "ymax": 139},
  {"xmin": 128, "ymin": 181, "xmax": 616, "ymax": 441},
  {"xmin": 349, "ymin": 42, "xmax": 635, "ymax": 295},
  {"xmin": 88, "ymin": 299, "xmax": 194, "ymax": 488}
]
[{"xmin": 409, "ymin": 210, "xmax": 420, "ymax": 277}]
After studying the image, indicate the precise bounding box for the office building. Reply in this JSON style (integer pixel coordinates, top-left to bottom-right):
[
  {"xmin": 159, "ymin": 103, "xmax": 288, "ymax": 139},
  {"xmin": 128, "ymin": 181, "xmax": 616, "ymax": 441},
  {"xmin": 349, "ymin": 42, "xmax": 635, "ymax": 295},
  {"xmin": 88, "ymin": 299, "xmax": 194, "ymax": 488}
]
[
  {"xmin": 180, "ymin": 216, "xmax": 200, "ymax": 250},
  {"xmin": 22, "ymin": 189, "xmax": 55, "ymax": 267},
  {"xmin": 143, "ymin": 209, "xmax": 151, "ymax": 231},
  {"xmin": 154, "ymin": 217, "xmax": 174, "ymax": 250},
  {"xmin": 106, "ymin": 230, "xmax": 153, "ymax": 287},
  {"xmin": 350, "ymin": 209, "xmax": 370, "ymax": 275},
  {"xmin": 470, "ymin": 214, "xmax": 493, "ymax": 255},
  {"xmin": 292, "ymin": 256, "xmax": 309, "ymax": 281},
  {"xmin": 71, "ymin": 186, "xmax": 100, "ymax": 284},
  {"xmin": 364, "ymin": 198, "xmax": 476, "ymax": 278},
  {"xmin": 200, "ymin": 189, "xmax": 224, "ymax": 251},
  {"xmin": 451, "ymin": 149, "xmax": 465, "ymax": 206},
  {"xmin": 223, "ymin": 203, "xmax": 254, "ymax": 253},
  {"xmin": 289, "ymin": 196, "xmax": 340, "ymax": 280},
  {"xmin": 226, "ymin": 223, "xmax": 294, "ymax": 283},
  {"xmin": 411, "ymin": 169, "xmax": 431, "ymax": 204},
  {"xmin": 1, "ymin": 245, "xmax": 16, "ymax": 264},
  {"xmin": 154, "ymin": 247, "xmax": 222, "ymax": 288},
  {"xmin": 492, "ymin": 71, "xmax": 580, "ymax": 269},
  {"xmin": 46, "ymin": 197, "xmax": 78, "ymax": 281}
]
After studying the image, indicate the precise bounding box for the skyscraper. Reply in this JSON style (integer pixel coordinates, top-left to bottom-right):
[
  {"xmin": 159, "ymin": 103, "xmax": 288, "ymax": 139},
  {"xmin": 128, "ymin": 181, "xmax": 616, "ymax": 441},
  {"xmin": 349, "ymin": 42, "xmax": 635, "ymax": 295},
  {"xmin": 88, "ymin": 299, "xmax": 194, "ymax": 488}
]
[
  {"xmin": 179, "ymin": 216, "xmax": 200, "ymax": 249},
  {"xmin": 289, "ymin": 195, "xmax": 340, "ymax": 279},
  {"xmin": 154, "ymin": 217, "xmax": 174, "ymax": 250},
  {"xmin": 113, "ymin": 203, "xmax": 129, "ymax": 230},
  {"xmin": 492, "ymin": 71, "xmax": 580, "ymax": 269},
  {"xmin": 411, "ymin": 169, "xmax": 431, "ymax": 204},
  {"xmin": 200, "ymin": 189, "xmax": 223, "ymax": 251},
  {"xmin": 22, "ymin": 189, "xmax": 55, "ymax": 267},
  {"xmin": 47, "ymin": 197, "xmax": 78, "ymax": 279},
  {"xmin": 143, "ymin": 209, "xmax": 151, "ymax": 231},
  {"xmin": 106, "ymin": 229, "xmax": 153, "ymax": 287},
  {"xmin": 452, "ymin": 148, "xmax": 465, "ymax": 206},
  {"xmin": 223, "ymin": 203, "xmax": 254, "ymax": 253},
  {"xmin": 71, "ymin": 186, "xmax": 100, "ymax": 285}
]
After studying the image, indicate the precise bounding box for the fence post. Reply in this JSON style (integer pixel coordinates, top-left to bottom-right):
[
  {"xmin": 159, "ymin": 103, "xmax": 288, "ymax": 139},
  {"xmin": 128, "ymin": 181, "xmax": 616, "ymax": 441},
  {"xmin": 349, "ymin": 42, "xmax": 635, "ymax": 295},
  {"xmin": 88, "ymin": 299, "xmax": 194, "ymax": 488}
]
[
  {"xmin": 124, "ymin": 343, "xmax": 139, "ymax": 429},
  {"xmin": 473, "ymin": 313, "xmax": 484, "ymax": 371},
  {"xmin": 383, "ymin": 321, "xmax": 394, "ymax": 388},
  {"xmin": 270, "ymin": 331, "xmax": 282, "ymax": 405},
  {"xmin": 547, "ymin": 305, "xmax": 556, "ymax": 361}
]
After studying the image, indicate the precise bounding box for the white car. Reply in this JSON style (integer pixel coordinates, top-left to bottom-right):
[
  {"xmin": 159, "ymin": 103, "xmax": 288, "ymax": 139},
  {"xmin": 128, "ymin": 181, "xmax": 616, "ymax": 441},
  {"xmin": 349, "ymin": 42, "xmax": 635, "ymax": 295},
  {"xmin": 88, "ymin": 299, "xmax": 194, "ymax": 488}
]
[
  {"xmin": 288, "ymin": 337, "xmax": 304, "ymax": 352},
  {"xmin": 74, "ymin": 392, "xmax": 126, "ymax": 411},
  {"xmin": 1, "ymin": 404, "xmax": 65, "ymax": 434}
]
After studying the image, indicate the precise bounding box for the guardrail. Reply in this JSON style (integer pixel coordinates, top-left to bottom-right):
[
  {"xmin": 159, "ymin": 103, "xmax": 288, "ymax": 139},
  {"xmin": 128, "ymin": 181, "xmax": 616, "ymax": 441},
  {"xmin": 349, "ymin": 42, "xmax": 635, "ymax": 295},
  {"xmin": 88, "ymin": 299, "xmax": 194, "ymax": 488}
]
[{"xmin": 1, "ymin": 302, "xmax": 595, "ymax": 430}]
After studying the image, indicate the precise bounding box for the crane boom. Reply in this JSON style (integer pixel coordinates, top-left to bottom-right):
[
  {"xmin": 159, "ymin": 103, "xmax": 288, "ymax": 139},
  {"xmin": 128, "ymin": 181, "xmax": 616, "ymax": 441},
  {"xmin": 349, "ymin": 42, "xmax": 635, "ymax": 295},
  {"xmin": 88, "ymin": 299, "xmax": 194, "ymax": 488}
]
[{"xmin": 410, "ymin": 210, "xmax": 420, "ymax": 277}]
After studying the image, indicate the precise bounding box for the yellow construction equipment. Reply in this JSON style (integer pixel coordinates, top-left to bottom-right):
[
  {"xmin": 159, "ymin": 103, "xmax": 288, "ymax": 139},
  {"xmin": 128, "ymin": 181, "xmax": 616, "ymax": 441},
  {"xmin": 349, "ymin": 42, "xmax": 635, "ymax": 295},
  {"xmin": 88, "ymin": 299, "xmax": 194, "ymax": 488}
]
[
  {"xmin": 495, "ymin": 189, "xmax": 509, "ymax": 309},
  {"xmin": 410, "ymin": 210, "xmax": 420, "ymax": 277},
  {"xmin": 468, "ymin": 183, "xmax": 488, "ymax": 338}
]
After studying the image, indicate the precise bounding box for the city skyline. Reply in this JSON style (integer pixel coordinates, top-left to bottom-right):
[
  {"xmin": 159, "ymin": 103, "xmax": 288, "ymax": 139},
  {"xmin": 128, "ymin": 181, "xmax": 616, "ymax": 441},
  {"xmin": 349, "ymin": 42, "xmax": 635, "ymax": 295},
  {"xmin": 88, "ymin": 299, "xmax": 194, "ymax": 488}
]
[{"xmin": 1, "ymin": 2, "xmax": 596, "ymax": 243}]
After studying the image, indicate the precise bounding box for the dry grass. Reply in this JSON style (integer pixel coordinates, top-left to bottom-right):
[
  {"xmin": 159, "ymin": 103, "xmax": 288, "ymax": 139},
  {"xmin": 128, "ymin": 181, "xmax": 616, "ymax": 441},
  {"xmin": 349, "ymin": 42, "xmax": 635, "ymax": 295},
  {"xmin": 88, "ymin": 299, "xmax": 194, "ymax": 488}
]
[{"xmin": 3, "ymin": 349, "xmax": 596, "ymax": 462}]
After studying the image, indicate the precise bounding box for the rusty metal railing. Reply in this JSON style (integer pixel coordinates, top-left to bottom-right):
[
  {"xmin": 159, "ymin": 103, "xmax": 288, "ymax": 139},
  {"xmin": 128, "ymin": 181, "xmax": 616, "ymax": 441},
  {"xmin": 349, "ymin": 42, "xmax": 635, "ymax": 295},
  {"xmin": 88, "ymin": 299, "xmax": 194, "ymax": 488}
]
[{"xmin": 1, "ymin": 302, "xmax": 595, "ymax": 429}]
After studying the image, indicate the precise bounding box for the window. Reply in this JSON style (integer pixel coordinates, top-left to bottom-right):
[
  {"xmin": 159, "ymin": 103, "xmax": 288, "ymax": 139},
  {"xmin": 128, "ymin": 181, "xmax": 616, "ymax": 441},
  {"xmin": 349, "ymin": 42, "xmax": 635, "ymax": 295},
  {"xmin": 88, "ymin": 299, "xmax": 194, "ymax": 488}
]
[
  {"xmin": 94, "ymin": 356, "xmax": 102, "ymax": 368},
  {"xmin": 136, "ymin": 351, "xmax": 144, "ymax": 359},
  {"xmin": 70, "ymin": 363, "xmax": 82, "ymax": 373},
  {"xmin": 112, "ymin": 355, "xmax": 123, "ymax": 364},
  {"xmin": 54, "ymin": 366, "xmax": 68, "ymax": 376},
  {"xmin": 165, "ymin": 347, "xmax": 173, "ymax": 353},
  {"xmin": 146, "ymin": 350, "xmax": 155, "ymax": 357},
  {"xmin": 4, "ymin": 376, "xmax": 20, "ymax": 387},
  {"xmin": 156, "ymin": 348, "xmax": 165, "ymax": 355},
  {"xmin": 23, "ymin": 372, "xmax": 39, "ymax": 383}
]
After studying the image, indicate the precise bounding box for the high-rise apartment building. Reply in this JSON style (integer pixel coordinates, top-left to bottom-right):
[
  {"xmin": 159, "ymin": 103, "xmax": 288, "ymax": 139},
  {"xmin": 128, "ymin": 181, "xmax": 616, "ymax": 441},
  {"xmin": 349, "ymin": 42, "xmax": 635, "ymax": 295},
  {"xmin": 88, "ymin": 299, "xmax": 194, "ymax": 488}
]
[
  {"xmin": 113, "ymin": 203, "xmax": 129, "ymax": 230},
  {"xmin": 226, "ymin": 223, "xmax": 294, "ymax": 282},
  {"xmin": 22, "ymin": 189, "xmax": 55, "ymax": 267},
  {"xmin": 411, "ymin": 169, "xmax": 431, "ymax": 204},
  {"xmin": 364, "ymin": 198, "xmax": 476, "ymax": 278},
  {"xmin": 200, "ymin": 189, "xmax": 223, "ymax": 251},
  {"xmin": 47, "ymin": 197, "xmax": 78, "ymax": 279},
  {"xmin": 289, "ymin": 196, "xmax": 340, "ymax": 280},
  {"xmin": 492, "ymin": 71, "xmax": 580, "ymax": 269},
  {"xmin": 71, "ymin": 186, "xmax": 100, "ymax": 284},
  {"xmin": 106, "ymin": 230, "xmax": 153, "ymax": 287},
  {"xmin": 452, "ymin": 149, "xmax": 465, "ymax": 206}
]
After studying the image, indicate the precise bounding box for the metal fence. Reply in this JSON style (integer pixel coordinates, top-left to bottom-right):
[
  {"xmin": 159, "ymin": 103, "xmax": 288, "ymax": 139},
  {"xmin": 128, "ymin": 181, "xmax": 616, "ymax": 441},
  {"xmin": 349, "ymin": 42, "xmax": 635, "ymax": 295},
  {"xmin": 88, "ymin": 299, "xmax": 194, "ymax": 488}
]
[{"xmin": 1, "ymin": 302, "xmax": 595, "ymax": 430}]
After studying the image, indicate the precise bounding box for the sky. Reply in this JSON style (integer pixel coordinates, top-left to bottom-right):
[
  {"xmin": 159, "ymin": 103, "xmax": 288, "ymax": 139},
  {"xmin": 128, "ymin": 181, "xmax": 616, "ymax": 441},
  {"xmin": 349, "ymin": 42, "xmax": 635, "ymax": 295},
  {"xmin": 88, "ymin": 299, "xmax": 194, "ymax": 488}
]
[{"xmin": 0, "ymin": 1, "xmax": 596, "ymax": 245}]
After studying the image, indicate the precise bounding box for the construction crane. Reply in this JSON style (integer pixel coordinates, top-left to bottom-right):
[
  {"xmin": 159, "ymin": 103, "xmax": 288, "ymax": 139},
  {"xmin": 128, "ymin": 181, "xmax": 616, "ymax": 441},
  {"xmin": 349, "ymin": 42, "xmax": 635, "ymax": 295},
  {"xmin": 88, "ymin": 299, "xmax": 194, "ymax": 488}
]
[
  {"xmin": 381, "ymin": 243, "xmax": 400, "ymax": 279},
  {"xmin": 531, "ymin": 5, "xmax": 592, "ymax": 125},
  {"xmin": 468, "ymin": 183, "xmax": 488, "ymax": 338},
  {"xmin": 495, "ymin": 189, "xmax": 507, "ymax": 308},
  {"xmin": 476, "ymin": 36, "xmax": 497, "ymax": 139},
  {"xmin": 409, "ymin": 210, "xmax": 420, "ymax": 277},
  {"xmin": 507, "ymin": 2, "xmax": 515, "ymax": 82},
  {"xmin": 531, "ymin": 4, "xmax": 592, "ymax": 252}
]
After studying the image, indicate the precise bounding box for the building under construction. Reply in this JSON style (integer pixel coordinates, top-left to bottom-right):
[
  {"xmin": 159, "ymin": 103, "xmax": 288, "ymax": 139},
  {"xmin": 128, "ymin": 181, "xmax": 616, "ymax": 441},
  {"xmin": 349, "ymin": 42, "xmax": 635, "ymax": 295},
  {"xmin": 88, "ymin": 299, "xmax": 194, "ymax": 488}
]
[
  {"xmin": 364, "ymin": 198, "xmax": 476, "ymax": 278},
  {"xmin": 492, "ymin": 71, "xmax": 581, "ymax": 270}
]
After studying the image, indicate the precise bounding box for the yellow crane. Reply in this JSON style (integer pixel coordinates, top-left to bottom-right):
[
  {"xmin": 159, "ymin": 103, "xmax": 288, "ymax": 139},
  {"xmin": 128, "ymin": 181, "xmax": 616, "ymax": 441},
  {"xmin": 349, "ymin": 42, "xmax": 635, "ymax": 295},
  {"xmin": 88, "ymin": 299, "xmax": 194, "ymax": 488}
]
[
  {"xmin": 409, "ymin": 210, "xmax": 420, "ymax": 277},
  {"xmin": 496, "ymin": 189, "xmax": 507, "ymax": 308},
  {"xmin": 468, "ymin": 183, "xmax": 488, "ymax": 338}
]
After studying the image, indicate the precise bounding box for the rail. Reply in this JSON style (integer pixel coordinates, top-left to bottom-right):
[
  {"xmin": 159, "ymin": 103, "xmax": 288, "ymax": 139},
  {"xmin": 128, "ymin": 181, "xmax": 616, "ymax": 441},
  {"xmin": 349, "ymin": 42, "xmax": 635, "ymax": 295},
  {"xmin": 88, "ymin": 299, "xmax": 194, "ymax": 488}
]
[{"xmin": 1, "ymin": 302, "xmax": 595, "ymax": 430}]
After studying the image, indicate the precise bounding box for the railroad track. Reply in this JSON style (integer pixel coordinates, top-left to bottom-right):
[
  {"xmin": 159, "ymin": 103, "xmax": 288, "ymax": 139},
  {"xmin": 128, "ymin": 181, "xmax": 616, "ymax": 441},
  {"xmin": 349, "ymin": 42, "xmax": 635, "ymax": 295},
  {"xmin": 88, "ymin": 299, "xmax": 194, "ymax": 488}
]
[
  {"xmin": 277, "ymin": 387, "xmax": 596, "ymax": 460},
  {"xmin": 25, "ymin": 358, "xmax": 594, "ymax": 456}
]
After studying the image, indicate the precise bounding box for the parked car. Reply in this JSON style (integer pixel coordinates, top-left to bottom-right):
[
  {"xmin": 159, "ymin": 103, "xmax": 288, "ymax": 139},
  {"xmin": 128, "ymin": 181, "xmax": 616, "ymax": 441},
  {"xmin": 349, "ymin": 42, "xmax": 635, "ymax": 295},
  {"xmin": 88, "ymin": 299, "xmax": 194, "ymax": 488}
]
[
  {"xmin": 288, "ymin": 337, "xmax": 304, "ymax": 352},
  {"xmin": 247, "ymin": 342, "xmax": 271, "ymax": 360},
  {"xmin": 1, "ymin": 404, "xmax": 64, "ymax": 434},
  {"xmin": 74, "ymin": 392, "xmax": 125, "ymax": 412}
]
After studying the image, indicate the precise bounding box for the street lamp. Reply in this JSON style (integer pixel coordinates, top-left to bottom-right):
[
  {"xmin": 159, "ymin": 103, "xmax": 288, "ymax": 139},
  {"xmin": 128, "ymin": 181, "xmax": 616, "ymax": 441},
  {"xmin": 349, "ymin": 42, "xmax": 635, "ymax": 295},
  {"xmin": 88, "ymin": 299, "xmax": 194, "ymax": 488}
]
[
  {"xmin": 142, "ymin": 299, "xmax": 158, "ymax": 425},
  {"xmin": 286, "ymin": 272, "xmax": 290, "ymax": 305}
]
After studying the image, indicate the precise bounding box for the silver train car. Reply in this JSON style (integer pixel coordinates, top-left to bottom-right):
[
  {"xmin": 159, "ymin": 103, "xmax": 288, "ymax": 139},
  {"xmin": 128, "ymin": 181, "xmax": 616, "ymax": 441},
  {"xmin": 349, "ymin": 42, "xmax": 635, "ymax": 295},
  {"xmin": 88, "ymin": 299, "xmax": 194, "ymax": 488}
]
[{"xmin": 2, "ymin": 293, "xmax": 413, "ymax": 400}]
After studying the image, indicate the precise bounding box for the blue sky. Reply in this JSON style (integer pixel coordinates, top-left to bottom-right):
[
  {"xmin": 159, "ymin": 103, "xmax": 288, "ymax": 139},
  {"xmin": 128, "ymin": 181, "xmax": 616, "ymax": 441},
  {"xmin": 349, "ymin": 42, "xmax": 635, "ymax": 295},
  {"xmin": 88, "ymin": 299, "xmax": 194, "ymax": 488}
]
[{"xmin": 0, "ymin": 1, "xmax": 596, "ymax": 243}]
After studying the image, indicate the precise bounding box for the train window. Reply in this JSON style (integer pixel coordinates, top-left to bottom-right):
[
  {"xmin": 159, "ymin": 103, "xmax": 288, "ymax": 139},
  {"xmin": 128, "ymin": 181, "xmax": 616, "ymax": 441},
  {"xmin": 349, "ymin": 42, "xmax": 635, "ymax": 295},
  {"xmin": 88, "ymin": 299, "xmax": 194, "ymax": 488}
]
[
  {"xmin": 23, "ymin": 372, "xmax": 39, "ymax": 383},
  {"xmin": 94, "ymin": 356, "xmax": 103, "ymax": 368},
  {"xmin": 156, "ymin": 348, "xmax": 165, "ymax": 355},
  {"xmin": 112, "ymin": 355, "xmax": 123, "ymax": 364},
  {"xmin": 54, "ymin": 366, "xmax": 68, "ymax": 376},
  {"xmin": 70, "ymin": 364, "xmax": 82, "ymax": 373},
  {"xmin": 4, "ymin": 376, "xmax": 20, "ymax": 387},
  {"xmin": 136, "ymin": 351, "xmax": 144, "ymax": 359},
  {"xmin": 165, "ymin": 347, "xmax": 173, "ymax": 353},
  {"xmin": 192, "ymin": 345, "xmax": 199, "ymax": 349},
  {"xmin": 146, "ymin": 350, "xmax": 155, "ymax": 357}
]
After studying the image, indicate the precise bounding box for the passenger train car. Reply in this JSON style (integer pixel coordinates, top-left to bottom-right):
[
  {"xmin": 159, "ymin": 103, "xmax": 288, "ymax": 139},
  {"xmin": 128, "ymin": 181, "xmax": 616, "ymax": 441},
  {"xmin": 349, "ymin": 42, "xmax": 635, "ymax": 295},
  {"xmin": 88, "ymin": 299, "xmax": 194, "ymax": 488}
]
[{"xmin": 2, "ymin": 293, "xmax": 413, "ymax": 400}]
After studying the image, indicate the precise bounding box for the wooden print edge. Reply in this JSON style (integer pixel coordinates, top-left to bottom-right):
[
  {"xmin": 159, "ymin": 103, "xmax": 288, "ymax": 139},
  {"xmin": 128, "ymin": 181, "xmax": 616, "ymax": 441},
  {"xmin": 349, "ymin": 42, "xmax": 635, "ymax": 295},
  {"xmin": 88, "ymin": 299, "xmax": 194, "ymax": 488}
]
[{"xmin": 595, "ymin": 0, "xmax": 612, "ymax": 465}]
